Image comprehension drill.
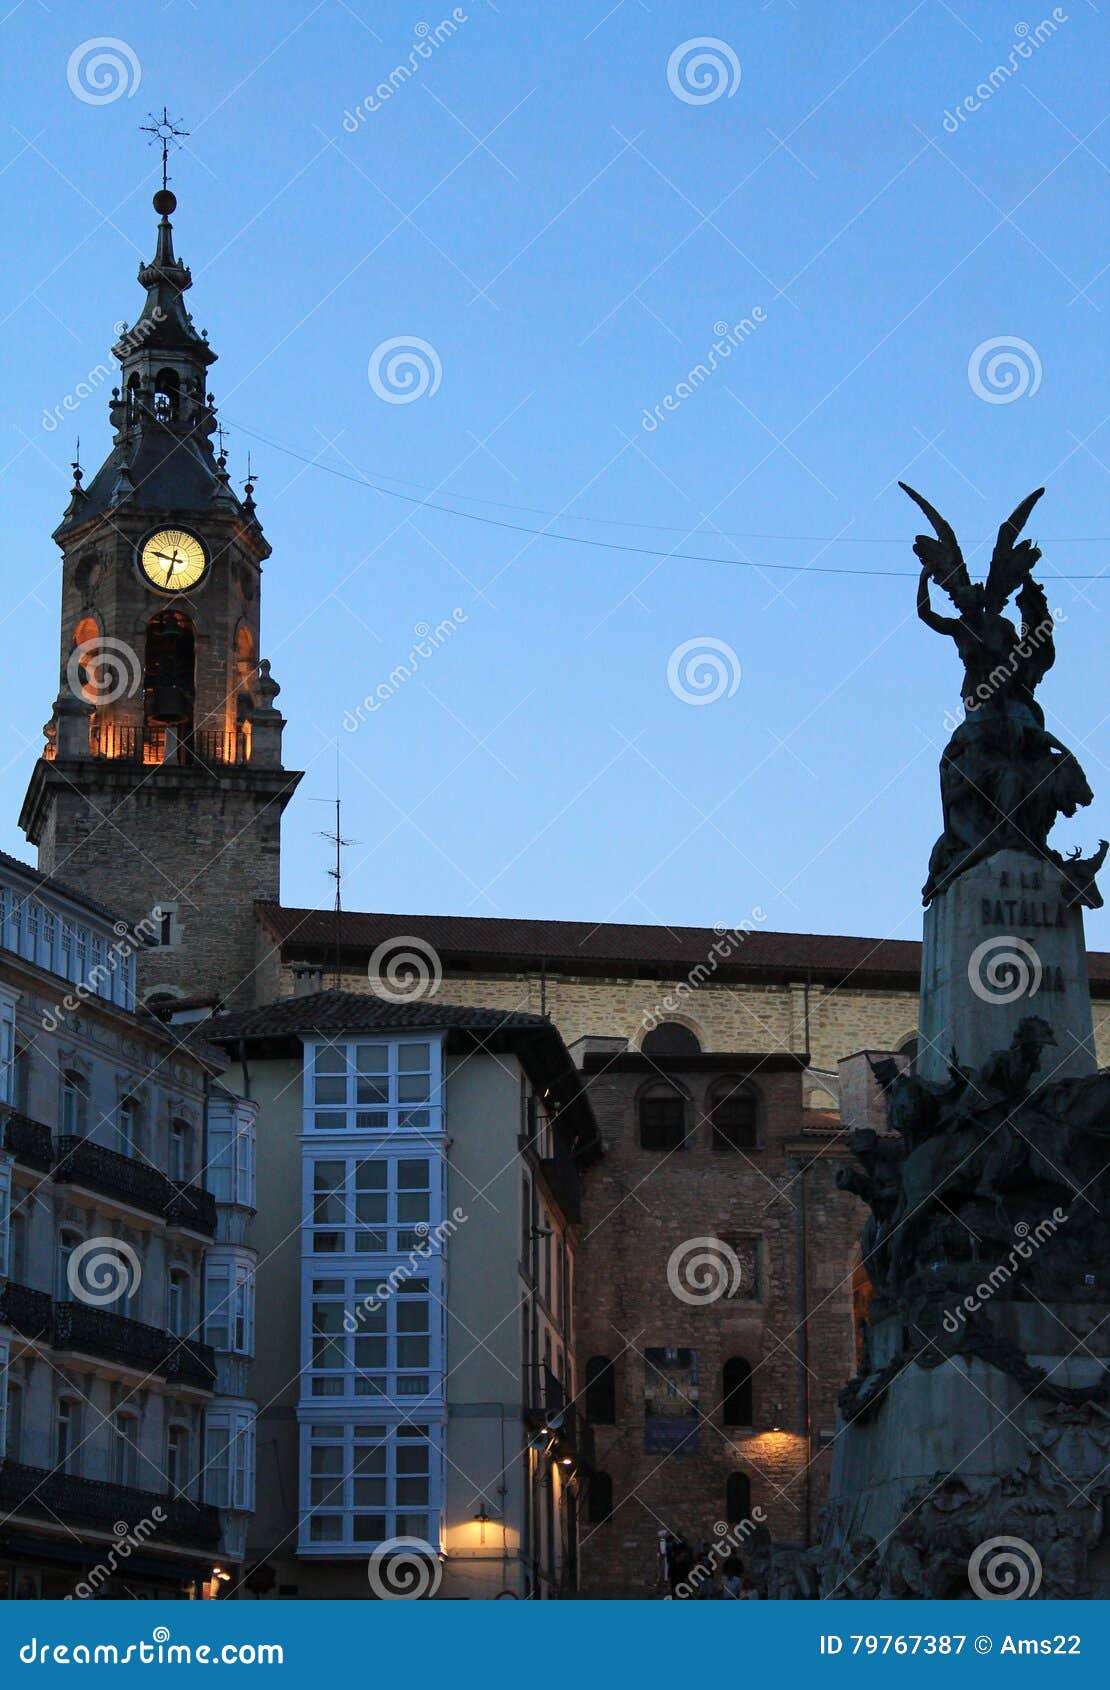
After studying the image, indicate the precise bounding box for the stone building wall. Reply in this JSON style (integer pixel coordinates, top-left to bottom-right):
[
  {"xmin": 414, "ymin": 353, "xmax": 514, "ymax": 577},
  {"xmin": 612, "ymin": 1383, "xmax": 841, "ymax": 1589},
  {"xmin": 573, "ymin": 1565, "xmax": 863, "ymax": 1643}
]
[{"xmin": 571, "ymin": 1060, "xmax": 864, "ymax": 1598}]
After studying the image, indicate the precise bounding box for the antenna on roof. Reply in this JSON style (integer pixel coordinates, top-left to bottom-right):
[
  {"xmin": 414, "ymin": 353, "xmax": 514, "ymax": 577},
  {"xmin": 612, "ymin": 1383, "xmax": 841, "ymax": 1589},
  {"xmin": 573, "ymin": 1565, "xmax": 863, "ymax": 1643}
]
[{"xmin": 312, "ymin": 748, "xmax": 357, "ymax": 989}]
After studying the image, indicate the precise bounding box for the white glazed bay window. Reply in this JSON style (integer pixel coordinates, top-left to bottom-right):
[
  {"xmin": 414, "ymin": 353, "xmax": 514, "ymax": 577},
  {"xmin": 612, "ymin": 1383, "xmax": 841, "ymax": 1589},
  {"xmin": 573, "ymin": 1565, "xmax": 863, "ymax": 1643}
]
[
  {"xmin": 206, "ymin": 1098, "xmax": 257, "ymax": 1208},
  {"xmin": 306, "ymin": 1039, "xmax": 440, "ymax": 1133},
  {"xmin": 301, "ymin": 1420, "xmax": 440, "ymax": 1550},
  {"xmin": 205, "ymin": 1403, "xmax": 256, "ymax": 1513},
  {"xmin": 307, "ymin": 1274, "xmax": 439, "ymax": 1401}
]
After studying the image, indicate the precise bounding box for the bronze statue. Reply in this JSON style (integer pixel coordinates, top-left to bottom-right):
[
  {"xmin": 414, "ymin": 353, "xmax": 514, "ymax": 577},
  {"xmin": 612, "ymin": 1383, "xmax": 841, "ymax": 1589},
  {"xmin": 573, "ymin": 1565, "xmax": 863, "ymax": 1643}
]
[{"xmin": 901, "ymin": 484, "xmax": 1106, "ymax": 906}]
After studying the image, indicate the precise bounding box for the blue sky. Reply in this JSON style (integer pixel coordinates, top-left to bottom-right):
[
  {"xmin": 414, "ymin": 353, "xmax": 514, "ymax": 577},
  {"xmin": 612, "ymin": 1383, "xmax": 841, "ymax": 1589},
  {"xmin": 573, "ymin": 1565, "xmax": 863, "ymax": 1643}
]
[{"xmin": 1, "ymin": 0, "xmax": 1107, "ymax": 949}]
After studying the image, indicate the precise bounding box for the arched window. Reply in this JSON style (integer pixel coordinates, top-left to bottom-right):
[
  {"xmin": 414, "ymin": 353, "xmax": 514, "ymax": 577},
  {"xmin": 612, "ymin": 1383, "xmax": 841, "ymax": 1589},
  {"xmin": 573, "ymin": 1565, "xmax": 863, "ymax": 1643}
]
[
  {"xmin": 56, "ymin": 1398, "xmax": 80, "ymax": 1475},
  {"xmin": 725, "ymin": 1470, "xmax": 752, "ymax": 1525},
  {"xmin": 167, "ymin": 1423, "xmax": 191, "ymax": 1495},
  {"xmin": 112, "ymin": 1410, "xmax": 139, "ymax": 1487},
  {"xmin": 71, "ymin": 618, "xmax": 100, "ymax": 703},
  {"xmin": 641, "ymin": 1021, "xmax": 701, "ymax": 1058},
  {"xmin": 12, "ymin": 1039, "xmax": 30, "ymax": 1113},
  {"xmin": 115, "ymin": 1095, "xmax": 139, "ymax": 1158},
  {"xmin": 143, "ymin": 611, "xmax": 196, "ymax": 741},
  {"xmin": 152, "ymin": 368, "xmax": 180, "ymax": 422},
  {"xmin": 8, "ymin": 1209, "xmax": 27, "ymax": 1283},
  {"xmin": 169, "ymin": 1118, "xmax": 190, "ymax": 1183},
  {"xmin": 588, "ymin": 1472, "xmax": 613, "ymax": 1524},
  {"xmin": 56, "ymin": 1228, "xmax": 81, "ymax": 1302},
  {"xmin": 722, "ymin": 1356, "xmax": 753, "ymax": 1428},
  {"xmin": 585, "ymin": 1356, "xmax": 616, "ymax": 1424},
  {"xmin": 5, "ymin": 1379, "xmax": 23, "ymax": 1461},
  {"xmin": 638, "ymin": 1083, "xmax": 686, "ymax": 1151},
  {"xmin": 167, "ymin": 1268, "xmax": 190, "ymax": 1337},
  {"xmin": 708, "ymin": 1079, "xmax": 758, "ymax": 1151},
  {"xmin": 60, "ymin": 1070, "xmax": 88, "ymax": 1138},
  {"xmin": 125, "ymin": 373, "xmax": 141, "ymax": 424}
]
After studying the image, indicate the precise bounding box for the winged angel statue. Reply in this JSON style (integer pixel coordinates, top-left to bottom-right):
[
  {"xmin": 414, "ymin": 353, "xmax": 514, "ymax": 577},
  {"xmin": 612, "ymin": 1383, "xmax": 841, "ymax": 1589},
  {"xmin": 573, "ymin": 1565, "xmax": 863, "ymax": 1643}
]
[{"xmin": 900, "ymin": 484, "xmax": 1106, "ymax": 907}]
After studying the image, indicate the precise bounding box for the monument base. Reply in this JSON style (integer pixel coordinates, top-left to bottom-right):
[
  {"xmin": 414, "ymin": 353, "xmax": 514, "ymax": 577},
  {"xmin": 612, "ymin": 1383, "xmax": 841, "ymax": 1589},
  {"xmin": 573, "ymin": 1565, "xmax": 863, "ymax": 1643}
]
[
  {"xmin": 919, "ymin": 848, "xmax": 1096, "ymax": 1083},
  {"xmin": 819, "ymin": 1308, "xmax": 1110, "ymax": 1599}
]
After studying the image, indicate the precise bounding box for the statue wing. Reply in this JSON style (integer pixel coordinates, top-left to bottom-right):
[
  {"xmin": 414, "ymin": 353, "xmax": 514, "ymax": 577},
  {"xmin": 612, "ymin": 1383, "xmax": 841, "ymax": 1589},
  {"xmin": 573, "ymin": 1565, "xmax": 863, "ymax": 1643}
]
[
  {"xmin": 899, "ymin": 483, "xmax": 971, "ymax": 606},
  {"xmin": 984, "ymin": 487, "xmax": 1045, "ymax": 612}
]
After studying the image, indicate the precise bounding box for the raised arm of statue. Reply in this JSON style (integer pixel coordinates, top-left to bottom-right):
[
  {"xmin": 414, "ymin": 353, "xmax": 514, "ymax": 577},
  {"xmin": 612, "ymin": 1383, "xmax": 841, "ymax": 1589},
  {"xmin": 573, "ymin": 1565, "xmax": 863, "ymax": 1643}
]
[{"xmin": 917, "ymin": 566, "xmax": 960, "ymax": 637}]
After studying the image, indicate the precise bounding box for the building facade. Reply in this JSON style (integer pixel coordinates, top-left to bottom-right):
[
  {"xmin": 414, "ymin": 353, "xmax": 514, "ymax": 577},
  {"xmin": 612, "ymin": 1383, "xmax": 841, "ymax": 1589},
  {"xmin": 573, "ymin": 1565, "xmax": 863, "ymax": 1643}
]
[
  {"xmin": 204, "ymin": 991, "xmax": 596, "ymax": 1599},
  {"xmin": 0, "ymin": 852, "xmax": 256, "ymax": 1598}
]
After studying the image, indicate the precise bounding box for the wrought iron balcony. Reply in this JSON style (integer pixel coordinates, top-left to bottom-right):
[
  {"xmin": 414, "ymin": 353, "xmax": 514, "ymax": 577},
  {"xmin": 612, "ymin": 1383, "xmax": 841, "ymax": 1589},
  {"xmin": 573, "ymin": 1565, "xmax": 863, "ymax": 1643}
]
[
  {"xmin": 54, "ymin": 1135, "xmax": 171, "ymax": 1217},
  {"xmin": 53, "ymin": 1300, "xmax": 171, "ymax": 1374},
  {"xmin": 0, "ymin": 1282, "xmax": 52, "ymax": 1342},
  {"xmin": 163, "ymin": 1335, "xmax": 217, "ymax": 1391},
  {"xmin": 0, "ymin": 1460, "xmax": 221, "ymax": 1551},
  {"xmin": 526, "ymin": 1363, "xmax": 594, "ymax": 1470},
  {"xmin": 165, "ymin": 1181, "xmax": 217, "ymax": 1236},
  {"xmin": 1, "ymin": 1108, "xmax": 54, "ymax": 1172}
]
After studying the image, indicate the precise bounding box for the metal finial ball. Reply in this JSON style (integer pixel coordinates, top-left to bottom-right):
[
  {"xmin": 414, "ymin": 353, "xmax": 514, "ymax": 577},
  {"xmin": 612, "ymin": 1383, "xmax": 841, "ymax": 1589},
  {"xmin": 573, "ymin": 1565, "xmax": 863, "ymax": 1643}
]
[{"xmin": 153, "ymin": 188, "xmax": 177, "ymax": 216}]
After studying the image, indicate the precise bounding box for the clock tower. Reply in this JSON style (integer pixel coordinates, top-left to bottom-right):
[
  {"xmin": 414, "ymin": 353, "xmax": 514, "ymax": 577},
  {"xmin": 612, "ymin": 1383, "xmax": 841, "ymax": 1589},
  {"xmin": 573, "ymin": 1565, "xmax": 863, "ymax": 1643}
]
[{"xmin": 20, "ymin": 186, "xmax": 302, "ymax": 1008}]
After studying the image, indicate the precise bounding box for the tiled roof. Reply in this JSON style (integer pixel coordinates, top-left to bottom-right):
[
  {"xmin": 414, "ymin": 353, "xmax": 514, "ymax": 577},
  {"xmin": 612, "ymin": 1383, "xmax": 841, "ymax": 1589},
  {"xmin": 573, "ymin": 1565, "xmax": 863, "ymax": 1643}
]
[
  {"xmin": 256, "ymin": 903, "xmax": 1110, "ymax": 988},
  {"xmin": 206, "ymin": 988, "xmax": 552, "ymax": 1042}
]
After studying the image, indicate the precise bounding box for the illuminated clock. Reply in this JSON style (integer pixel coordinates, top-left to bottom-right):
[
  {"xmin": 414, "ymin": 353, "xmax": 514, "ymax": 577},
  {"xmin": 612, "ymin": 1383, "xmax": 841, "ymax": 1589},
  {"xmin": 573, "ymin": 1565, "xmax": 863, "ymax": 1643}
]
[{"xmin": 137, "ymin": 527, "xmax": 209, "ymax": 593}]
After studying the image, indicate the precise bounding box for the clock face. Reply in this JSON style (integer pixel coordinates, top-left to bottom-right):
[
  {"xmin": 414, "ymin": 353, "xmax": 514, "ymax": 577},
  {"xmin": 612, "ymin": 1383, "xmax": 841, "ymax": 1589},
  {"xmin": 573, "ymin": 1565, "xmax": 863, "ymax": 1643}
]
[{"xmin": 138, "ymin": 528, "xmax": 209, "ymax": 593}]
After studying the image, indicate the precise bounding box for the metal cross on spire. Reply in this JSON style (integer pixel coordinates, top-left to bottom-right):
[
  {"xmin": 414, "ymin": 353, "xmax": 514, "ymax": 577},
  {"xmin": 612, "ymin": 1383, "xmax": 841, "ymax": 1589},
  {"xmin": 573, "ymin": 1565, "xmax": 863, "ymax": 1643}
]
[{"xmin": 140, "ymin": 107, "xmax": 190, "ymax": 192}]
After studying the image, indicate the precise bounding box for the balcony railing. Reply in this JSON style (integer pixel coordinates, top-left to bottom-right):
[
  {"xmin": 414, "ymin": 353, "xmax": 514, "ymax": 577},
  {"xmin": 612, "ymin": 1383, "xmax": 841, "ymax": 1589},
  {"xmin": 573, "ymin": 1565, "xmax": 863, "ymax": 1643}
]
[
  {"xmin": 54, "ymin": 1135, "xmax": 171, "ymax": 1216},
  {"xmin": 53, "ymin": 1300, "xmax": 170, "ymax": 1372},
  {"xmin": 0, "ymin": 1460, "xmax": 221, "ymax": 1551},
  {"xmin": 91, "ymin": 722, "xmax": 242, "ymax": 768},
  {"xmin": 163, "ymin": 1335, "xmax": 218, "ymax": 1392},
  {"xmin": 1, "ymin": 1108, "xmax": 54, "ymax": 1171},
  {"xmin": 0, "ymin": 1282, "xmax": 53, "ymax": 1341},
  {"xmin": 165, "ymin": 1182, "xmax": 218, "ymax": 1236},
  {"xmin": 1, "ymin": 1287, "xmax": 215, "ymax": 1392}
]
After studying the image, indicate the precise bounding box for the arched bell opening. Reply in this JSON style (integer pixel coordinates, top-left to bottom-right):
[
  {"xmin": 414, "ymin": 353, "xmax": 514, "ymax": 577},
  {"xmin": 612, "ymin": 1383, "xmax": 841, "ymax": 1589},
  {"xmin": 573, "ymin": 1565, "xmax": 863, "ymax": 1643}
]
[
  {"xmin": 152, "ymin": 368, "xmax": 180, "ymax": 423},
  {"xmin": 143, "ymin": 610, "xmax": 195, "ymax": 763}
]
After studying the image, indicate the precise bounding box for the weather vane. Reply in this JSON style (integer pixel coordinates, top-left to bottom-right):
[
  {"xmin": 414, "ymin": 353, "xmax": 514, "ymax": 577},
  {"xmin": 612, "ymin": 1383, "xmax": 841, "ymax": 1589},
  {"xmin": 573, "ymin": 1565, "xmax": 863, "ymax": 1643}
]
[{"xmin": 140, "ymin": 107, "xmax": 189, "ymax": 193}]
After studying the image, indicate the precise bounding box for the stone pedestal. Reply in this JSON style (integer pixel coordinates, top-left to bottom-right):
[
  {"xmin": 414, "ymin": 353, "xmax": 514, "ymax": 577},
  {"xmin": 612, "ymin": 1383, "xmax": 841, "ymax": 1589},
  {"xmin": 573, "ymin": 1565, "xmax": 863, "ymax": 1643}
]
[{"xmin": 918, "ymin": 848, "xmax": 1096, "ymax": 1084}]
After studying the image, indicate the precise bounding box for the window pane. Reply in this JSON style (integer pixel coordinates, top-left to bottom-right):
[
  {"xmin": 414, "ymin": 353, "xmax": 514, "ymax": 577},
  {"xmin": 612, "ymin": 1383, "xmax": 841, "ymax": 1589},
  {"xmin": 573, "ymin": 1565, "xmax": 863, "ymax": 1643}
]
[
  {"xmin": 311, "ymin": 1447, "xmax": 343, "ymax": 1474},
  {"xmin": 355, "ymin": 1162, "xmax": 387, "ymax": 1190},
  {"xmin": 398, "ymin": 1045, "xmax": 430, "ymax": 1072},
  {"xmin": 314, "ymin": 1077, "xmax": 346, "ymax": 1105},
  {"xmin": 356, "ymin": 1078, "xmax": 388, "ymax": 1105},
  {"xmin": 398, "ymin": 1161, "xmax": 429, "ymax": 1188},
  {"xmin": 351, "ymin": 1515, "xmax": 387, "ymax": 1542},
  {"xmin": 397, "ymin": 1075, "xmax": 430, "ymax": 1103},
  {"xmin": 397, "ymin": 1194, "xmax": 429, "ymax": 1224},
  {"xmin": 315, "ymin": 1048, "xmax": 345, "ymax": 1074},
  {"xmin": 396, "ymin": 1478, "xmax": 429, "ymax": 1505},
  {"xmin": 355, "ymin": 1045, "xmax": 388, "ymax": 1073},
  {"xmin": 309, "ymin": 1515, "xmax": 342, "ymax": 1542},
  {"xmin": 397, "ymin": 1337, "xmax": 430, "ymax": 1368}
]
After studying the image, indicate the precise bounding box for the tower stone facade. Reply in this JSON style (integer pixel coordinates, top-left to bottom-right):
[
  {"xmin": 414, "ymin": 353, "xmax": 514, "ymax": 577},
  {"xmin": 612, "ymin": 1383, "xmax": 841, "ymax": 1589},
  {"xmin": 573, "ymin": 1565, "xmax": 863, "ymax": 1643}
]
[{"xmin": 20, "ymin": 189, "xmax": 301, "ymax": 1008}]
